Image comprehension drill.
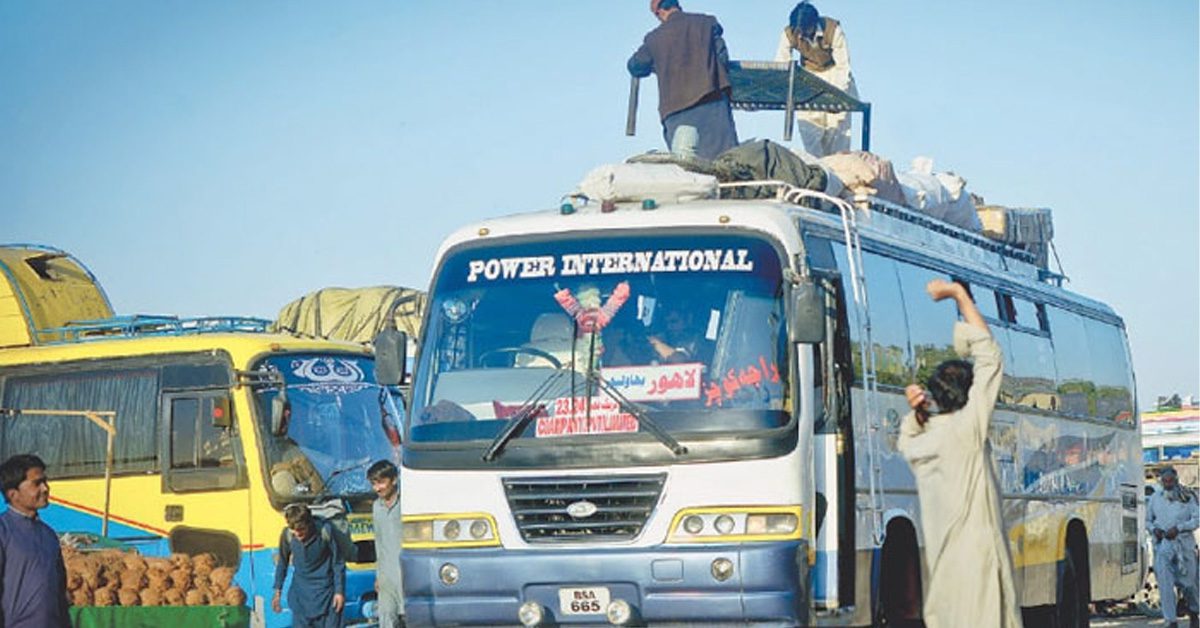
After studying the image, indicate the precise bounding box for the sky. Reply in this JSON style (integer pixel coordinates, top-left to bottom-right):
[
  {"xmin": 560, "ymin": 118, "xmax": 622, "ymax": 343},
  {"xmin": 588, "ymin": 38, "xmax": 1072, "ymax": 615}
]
[{"xmin": 2, "ymin": 1, "xmax": 1197, "ymax": 408}]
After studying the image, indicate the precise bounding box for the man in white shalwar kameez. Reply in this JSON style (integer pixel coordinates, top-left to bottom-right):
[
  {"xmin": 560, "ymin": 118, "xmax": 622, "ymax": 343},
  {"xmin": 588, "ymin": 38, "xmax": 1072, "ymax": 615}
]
[
  {"xmin": 898, "ymin": 279, "xmax": 1022, "ymax": 628},
  {"xmin": 774, "ymin": 2, "xmax": 859, "ymax": 158},
  {"xmin": 1147, "ymin": 466, "xmax": 1200, "ymax": 628}
]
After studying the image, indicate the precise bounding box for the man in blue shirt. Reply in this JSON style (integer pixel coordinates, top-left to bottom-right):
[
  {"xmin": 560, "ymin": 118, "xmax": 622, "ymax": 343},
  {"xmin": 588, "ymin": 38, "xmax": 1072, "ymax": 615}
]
[
  {"xmin": 273, "ymin": 503, "xmax": 346, "ymax": 628},
  {"xmin": 0, "ymin": 454, "xmax": 70, "ymax": 628},
  {"xmin": 368, "ymin": 460, "xmax": 403, "ymax": 628}
]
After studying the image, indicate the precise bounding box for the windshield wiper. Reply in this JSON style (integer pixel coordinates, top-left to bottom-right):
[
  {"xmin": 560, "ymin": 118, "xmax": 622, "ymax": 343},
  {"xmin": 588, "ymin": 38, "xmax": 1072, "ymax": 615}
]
[
  {"xmin": 323, "ymin": 457, "xmax": 371, "ymax": 488},
  {"xmin": 576, "ymin": 328, "xmax": 686, "ymax": 458},
  {"xmin": 481, "ymin": 368, "xmax": 570, "ymax": 462},
  {"xmin": 590, "ymin": 372, "xmax": 688, "ymax": 457}
]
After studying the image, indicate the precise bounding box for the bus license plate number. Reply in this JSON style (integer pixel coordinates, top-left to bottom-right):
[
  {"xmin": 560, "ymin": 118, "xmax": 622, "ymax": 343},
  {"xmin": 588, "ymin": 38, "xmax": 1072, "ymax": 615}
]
[{"xmin": 558, "ymin": 586, "xmax": 609, "ymax": 615}]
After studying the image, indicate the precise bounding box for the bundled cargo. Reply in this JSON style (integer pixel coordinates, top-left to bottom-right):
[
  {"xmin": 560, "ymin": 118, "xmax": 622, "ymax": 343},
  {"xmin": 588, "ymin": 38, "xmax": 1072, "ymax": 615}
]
[
  {"xmin": 817, "ymin": 151, "xmax": 906, "ymax": 206},
  {"xmin": 576, "ymin": 162, "xmax": 718, "ymax": 205},
  {"xmin": 896, "ymin": 157, "xmax": 983, "ymax": 232},
  {"xmin": 975, "ymin": 205, "xmax": 1055, "ymax": 267}
]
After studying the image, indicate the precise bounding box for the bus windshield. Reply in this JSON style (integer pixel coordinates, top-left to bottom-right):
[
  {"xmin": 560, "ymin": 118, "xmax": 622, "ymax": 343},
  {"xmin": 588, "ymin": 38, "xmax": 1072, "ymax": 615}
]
[
  {"xmin": 252, "ymin": 353, "xmax": 402, "ymax": 501},
  {"xmin": 410, "ymin": 233, "xmax": 789, "ymax": 451}
]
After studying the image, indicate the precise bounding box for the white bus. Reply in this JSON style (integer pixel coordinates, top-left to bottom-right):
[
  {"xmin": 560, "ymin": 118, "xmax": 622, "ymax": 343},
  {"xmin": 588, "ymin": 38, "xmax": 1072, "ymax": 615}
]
[{"xmin": 396, "ymin": 182, "xmax": 1141, "ymax": 626}]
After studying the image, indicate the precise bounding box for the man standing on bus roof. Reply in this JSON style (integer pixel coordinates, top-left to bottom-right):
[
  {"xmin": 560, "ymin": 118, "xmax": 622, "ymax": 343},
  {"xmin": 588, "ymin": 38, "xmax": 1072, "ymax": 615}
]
[
  {"xmin": 628, "ymin": 0, "xmax": 739, "ymax": 160},
  {"xmin": 898, "ymin": 279, "xmax": 1022, "ymax": 628},
  {"xmin": 774, "ymin": 1, "xmax": 859, "ymax": 157},
  {"xmin": 1147, "ymin": 466, "xmax": 1200, "ymax": 628},
  {"xmin": 368, "ymin": 460, "xmax": 404, "ymax": 628},
  {"xmin": 0, "ymin": 454, "xmax": 70, "ymax": 628}
]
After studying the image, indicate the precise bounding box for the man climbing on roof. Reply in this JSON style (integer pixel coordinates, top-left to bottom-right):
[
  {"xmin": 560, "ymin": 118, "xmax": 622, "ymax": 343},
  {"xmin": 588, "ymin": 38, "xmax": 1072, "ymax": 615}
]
[
  {"xmin": 628, "ymin": 0, "xmax": 738, "ymax": 160},
  {"xmin": 775, "ymin": 1, "xmax": 859, "ymax": 158}
]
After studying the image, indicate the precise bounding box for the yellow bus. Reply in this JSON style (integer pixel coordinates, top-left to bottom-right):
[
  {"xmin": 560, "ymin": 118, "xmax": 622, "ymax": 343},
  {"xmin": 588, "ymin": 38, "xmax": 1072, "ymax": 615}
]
[{"xmin": 0, "ymin": 244, "xmax": 404, "ymax": 626}]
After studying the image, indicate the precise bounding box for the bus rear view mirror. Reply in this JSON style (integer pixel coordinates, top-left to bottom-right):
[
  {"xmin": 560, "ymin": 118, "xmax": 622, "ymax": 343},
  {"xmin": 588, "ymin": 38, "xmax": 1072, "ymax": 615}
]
[
  {"xmin": 374, "ymin": 329, "xmax": 408, "ymax": 387},
  {"xmin": 271, "ymin": 390, "xmax": 290, "ymax": 437},
  {"xmin": 789, "ymin": 282, "xmax": 826, "ymax": 344}
]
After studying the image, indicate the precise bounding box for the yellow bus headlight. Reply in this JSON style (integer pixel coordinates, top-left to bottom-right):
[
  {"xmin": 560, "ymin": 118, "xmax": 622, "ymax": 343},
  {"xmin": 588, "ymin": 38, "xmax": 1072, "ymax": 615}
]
[
  {"xmin": 667, "ymin": 506, "xmax": 802, "ymax": 543},
  {"xmin": 402, "ymin": 512, "xmax": 500, "ymax": 549}
]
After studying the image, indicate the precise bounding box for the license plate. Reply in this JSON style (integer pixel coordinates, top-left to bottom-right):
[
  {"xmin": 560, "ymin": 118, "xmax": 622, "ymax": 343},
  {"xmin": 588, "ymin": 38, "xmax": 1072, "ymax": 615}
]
[{"xmin": 558, "ymin": 586, "xmax": 609, "ymax": 615}]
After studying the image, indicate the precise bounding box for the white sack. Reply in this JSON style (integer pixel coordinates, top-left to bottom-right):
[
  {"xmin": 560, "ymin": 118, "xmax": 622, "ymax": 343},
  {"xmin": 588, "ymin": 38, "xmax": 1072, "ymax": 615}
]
[{"xmin": 576, "ymin": 163, "xmax": 717, "ymax": 204}]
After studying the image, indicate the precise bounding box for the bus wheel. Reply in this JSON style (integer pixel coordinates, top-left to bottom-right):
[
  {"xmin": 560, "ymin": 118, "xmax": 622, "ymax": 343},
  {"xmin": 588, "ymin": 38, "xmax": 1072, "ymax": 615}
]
[
  {"xmin": 875, "ymin": 519, "xmax": 923, "ymax": 627},
  {"xmin": 1055, "ymin": 529, "xmax": 1090, "ymax": 628}
]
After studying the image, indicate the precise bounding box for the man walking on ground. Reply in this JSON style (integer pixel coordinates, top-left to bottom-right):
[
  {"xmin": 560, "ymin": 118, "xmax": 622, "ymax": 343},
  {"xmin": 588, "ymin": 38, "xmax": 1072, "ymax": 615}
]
[
  {"xmin": 369, "ymin": 460, "xmax": 404, "ymax": 628},
  {"xmin": 898, "ymin": 279, "xmax": 1022, "ymax": 628},
  {"xmin": 628, "ymin": 0, "xmax": 738, "ymax": 160},
  {"xmin": 273, "ymin": 503, "xmax": 346, "ymax": 627},
  {"xmin": 1147, "ymin": 466, "xmax": 1200, "ymax": 628},
  {"xmin": 0, "ymin": 454, "xmax": 70, "ymax": 628}
]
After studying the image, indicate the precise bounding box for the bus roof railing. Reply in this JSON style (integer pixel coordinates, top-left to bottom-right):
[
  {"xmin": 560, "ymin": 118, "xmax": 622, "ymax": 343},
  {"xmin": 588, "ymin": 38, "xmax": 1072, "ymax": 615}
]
[
  {"xmin": 36, "ymin": 315, "xmax": 273, "ymax": 344},
  {"xmin": 716, "ymin": 179, "xmax": 1062, "ymax": 283},
  {"xmin": 627, "ymin": 60, "xmax": 871, "ymax": 150}
]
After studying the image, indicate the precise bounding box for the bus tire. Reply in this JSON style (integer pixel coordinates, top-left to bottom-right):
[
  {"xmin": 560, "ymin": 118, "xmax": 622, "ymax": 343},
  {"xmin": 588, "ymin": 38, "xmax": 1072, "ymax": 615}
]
[
  {"xmin": 1055, "ymin": 526, "xmax": 1090, "ymax": 628},
  {"xmin": 874, "ymin": 519, "xmax": 923, "ymax": 627}
]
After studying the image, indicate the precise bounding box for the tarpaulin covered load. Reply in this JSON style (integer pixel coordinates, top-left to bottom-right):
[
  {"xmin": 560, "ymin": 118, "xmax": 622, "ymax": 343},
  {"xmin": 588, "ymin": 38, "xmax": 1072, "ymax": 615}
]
[
  {"xmin": 624, "ymin": 140, "xmax": 829, "ymax": 200},
  {"xmin": 271, "ymin": 286, "xmax": 426, "ymax": 345},
  {"xmin": 0, "ymin": 244, "xmax": 114, "ymax": 348}
]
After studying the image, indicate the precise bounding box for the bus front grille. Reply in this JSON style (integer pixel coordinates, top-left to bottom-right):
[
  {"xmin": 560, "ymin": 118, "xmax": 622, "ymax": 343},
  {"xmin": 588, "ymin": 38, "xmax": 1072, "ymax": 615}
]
[{"xmin": 503, "ymin": 474, "xmax": 666, "ymax": 543}]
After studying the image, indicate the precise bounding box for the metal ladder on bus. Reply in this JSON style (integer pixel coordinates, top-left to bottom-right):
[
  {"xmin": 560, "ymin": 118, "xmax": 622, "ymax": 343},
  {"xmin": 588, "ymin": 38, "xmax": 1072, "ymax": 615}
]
[
  {"xmin": 777, "ymin": 186, "xmax": 887, "ymax": 547},
  {"xmin": 837, "ymin": 198, "xmax": 887, "ymax": 546}
]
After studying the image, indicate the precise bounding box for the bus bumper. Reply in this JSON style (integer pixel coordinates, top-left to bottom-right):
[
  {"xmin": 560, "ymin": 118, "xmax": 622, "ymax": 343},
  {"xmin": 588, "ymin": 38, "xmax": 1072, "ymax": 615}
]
[{"xmin": 402, "ymin": 541, "xmax": 808, "ymax": 626}]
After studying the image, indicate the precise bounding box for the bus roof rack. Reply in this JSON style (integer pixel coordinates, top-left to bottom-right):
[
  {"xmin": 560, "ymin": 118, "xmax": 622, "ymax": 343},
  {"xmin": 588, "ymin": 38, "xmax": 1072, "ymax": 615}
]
[
  {"xmin": 37, "ymin": 315, "xmax": 273, "ymax": 344},
  {"xmin": 716, "ymin": 179, "xmax": 1048, "ymax": 271}
]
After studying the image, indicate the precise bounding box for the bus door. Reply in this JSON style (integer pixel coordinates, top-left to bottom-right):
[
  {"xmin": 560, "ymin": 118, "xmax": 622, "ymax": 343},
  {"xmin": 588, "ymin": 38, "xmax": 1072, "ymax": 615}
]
[
  {"xmin": 159, "ymin": 390, "xmax": 249, "ymax": 573},
  {"xmin": 811, "ymin": 273, "xmax": 856, "ymax": 610}
]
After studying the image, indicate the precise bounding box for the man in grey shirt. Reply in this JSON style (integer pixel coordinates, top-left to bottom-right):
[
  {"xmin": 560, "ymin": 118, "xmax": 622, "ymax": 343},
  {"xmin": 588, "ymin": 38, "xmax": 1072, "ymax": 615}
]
[{"xmin": 368, "ymin": 460, "xmax": 403, "ymax": 627}]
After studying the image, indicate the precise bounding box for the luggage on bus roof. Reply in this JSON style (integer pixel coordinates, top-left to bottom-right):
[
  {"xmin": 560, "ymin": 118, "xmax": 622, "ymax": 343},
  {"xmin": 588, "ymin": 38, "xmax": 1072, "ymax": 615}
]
[
  {"xmin": 0, "ymin": 244, "xmax": 114, "ymax": 348},
  {"xmin": 272, "ymin": 286, "xmax": 426, "ymax": 345}
]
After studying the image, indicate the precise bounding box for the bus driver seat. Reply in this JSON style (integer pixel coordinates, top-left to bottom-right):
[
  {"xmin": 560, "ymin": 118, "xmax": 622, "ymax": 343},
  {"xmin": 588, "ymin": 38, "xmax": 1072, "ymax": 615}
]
[{"xmin": 517, "ymin": 312, "xmax": 574, "ymax": 368}]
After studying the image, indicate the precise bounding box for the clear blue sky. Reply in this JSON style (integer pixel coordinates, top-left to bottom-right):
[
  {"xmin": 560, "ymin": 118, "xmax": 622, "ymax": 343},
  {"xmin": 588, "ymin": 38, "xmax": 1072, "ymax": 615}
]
[{"xmin": 3, "ymin": 2, "xmax": 1197, "ymax": 408}]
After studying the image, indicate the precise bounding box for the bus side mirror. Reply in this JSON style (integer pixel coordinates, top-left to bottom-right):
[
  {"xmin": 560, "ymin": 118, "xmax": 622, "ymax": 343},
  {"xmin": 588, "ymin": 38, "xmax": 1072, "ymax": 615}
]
[
  {"xmin": 374, "ymin": 329, "xmax": 408, "ymax": 387},
  {"xmin": 789, "ymin": 281, "xmax": 826, "ymax": 344},
  {"xmin": 271, "ymin": 389, "xmax": 290, "ymax": 437},
  {"xmin": 211, "ymin": 396, "xmax": 233, "ymax": 429}
]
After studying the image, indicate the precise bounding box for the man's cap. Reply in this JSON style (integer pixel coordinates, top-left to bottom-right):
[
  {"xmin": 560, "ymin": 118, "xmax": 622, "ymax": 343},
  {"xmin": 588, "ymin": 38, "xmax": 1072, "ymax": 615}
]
[{"xmin": 1159, "ymin": 465, "xmax": 1178, "ymax": 479}]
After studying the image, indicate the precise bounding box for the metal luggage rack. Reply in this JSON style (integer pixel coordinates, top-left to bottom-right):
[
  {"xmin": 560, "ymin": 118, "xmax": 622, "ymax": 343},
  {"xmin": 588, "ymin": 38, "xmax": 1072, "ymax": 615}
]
[
  {"xmin": 716, "ymin": 180, "xmax": 1047, "ymax": 269},
  {"xmin": 37, "ymin": 314, "xmax": 273, "ymax": 344}
]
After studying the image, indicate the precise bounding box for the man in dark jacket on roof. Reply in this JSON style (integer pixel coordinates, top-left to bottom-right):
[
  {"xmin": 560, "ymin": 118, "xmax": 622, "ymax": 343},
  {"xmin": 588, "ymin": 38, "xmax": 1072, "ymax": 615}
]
[{"xmin": 628, "ymin": 0, "xmax": 738, "ymax": 160}]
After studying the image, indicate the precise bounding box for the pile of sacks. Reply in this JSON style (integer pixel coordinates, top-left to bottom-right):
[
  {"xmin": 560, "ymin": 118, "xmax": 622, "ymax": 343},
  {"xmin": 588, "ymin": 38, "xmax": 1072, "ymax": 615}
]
[
  {"xmin": 61, "ymin": 546, "xmax": 246, "ymax": 608},
  {"xmin": 819, "ymin": 153, "xmax": 982, "ymax": 232}
]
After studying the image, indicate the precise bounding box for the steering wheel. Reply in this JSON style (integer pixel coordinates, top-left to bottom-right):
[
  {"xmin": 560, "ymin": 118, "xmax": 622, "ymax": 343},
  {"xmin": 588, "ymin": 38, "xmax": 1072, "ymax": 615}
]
[{"xmin": 477, "ymin": 346, "xmax": 563, "ymax": 369}]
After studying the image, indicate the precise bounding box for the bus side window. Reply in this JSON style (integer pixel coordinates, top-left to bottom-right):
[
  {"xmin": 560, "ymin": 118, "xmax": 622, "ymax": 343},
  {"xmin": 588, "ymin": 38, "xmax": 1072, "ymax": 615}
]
[
  {"xmin": 894, "ymin": 263, "xmax": 959, "ymax": 385},
  {"xmin": 1046, "ymin": 307, "xmax": 1095, "ymax": 417},
  {"xmin": 0, "ymin": 368, "xmax": 159, "ymax": 478},
  {"xmin": 1082, "ymin": 318, "xmax": 1134, "ymax": 423},
  {"xmin": 830, "ymin": 244, "xmax": 909, "ymax": 388},
  {"xmin": 164, "ymin": 393, "xmax": 244, "ymax": 492},
  {"xmin": 1005, "ymin": 327, "xmax": 1057, "ymax": 411}
]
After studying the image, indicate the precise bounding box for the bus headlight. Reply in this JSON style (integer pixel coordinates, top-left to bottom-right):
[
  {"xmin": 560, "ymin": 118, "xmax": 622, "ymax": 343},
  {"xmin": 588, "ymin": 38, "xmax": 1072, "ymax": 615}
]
[
  {"xmin": 403, "ymin": 513, "xmax": 500, "ymax": 549},
  {"xmin": 666, "ymin": 506, "xmax": 802, "ymax": 543}
]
